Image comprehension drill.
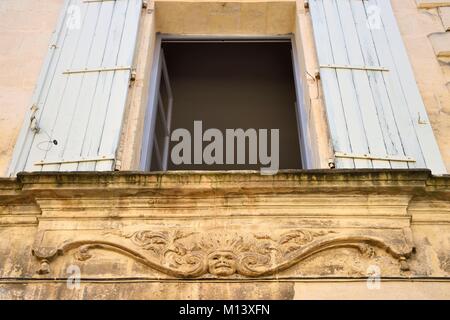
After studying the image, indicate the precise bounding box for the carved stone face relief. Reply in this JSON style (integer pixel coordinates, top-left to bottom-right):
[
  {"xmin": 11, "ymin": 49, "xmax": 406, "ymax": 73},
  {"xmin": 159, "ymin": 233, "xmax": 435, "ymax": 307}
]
[{"xmin": 207, "ymin": 250, "xmax": 237, "ymax": 276}]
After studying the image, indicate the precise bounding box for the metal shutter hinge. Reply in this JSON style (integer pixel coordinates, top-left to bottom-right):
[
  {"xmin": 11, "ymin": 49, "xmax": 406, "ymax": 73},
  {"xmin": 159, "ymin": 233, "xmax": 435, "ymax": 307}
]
[
  {"xmin": 83, "ymin": 0, "xmax": 150, "ymax": 11},
  {"xmin": 314, "ymin": 70, "xmax": 321, "ymax": 80},
  {"xmin": 145, "ymin": 0, "xmax": 154, "ymax": 14},
  {"xmin": 114, "ymin": 159, "xmax": 122, "ymax": 171},
  {"xmin": 30, "ymin": 104, "xmax": 40, "ymax": 133},
  {"xmin": 418, "ymin": 113, "xmax": 429, "ymax": 125},
  {"xmin": 328, "ymin": 158, "xmax": 336, "ymax": 169},
  {"xmin": 130, "ymin": 68, "xmax": 137, "ymax": 82}
]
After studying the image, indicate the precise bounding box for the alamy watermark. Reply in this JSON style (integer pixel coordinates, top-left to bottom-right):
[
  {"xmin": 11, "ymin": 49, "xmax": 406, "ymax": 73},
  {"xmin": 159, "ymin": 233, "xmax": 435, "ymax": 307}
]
[
  {"xmin": 66, "ymin": 264, "xmax": 81, "ymax": 290},
  {"xmin": 366, "ymin": 5, "xmax": 382, "ymax": 30},
  {"xmin": 366, "ymin": 264, "xmax": 381, "ymax": 290},
  {"xmin": 170, "ymin": 121, "xmax": 280, "ymax": 175},
  {"xmin": 66, "ymin": 5, "xmax": 81, "ymax": 30}
]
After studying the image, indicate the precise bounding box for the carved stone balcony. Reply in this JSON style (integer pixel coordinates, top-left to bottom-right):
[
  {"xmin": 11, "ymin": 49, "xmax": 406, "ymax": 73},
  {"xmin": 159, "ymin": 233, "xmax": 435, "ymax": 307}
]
[{"xmin": 0, "ymin": 170, "xmax": 449, "ymax": 298}]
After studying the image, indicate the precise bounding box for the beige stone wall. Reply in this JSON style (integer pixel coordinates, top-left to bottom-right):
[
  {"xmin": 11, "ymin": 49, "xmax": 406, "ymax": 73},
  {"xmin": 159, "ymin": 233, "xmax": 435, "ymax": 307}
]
[
  {"xmin": 392, "ymin": 0, "xmax": 450, "ymax": 172},
  {"xmin": 0, "ymin": 0, "xmax": 450, "ymax": 174},
  {"xmin": 1, "ymin": 281, "xmax": 450, "ymax": 299}
]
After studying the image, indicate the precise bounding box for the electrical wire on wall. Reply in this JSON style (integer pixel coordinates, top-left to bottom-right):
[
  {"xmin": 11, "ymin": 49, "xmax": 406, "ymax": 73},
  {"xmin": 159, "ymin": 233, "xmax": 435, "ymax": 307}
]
[{"xmin": 36, "ymin": 128, "xmax": 58, "ymax": 152}]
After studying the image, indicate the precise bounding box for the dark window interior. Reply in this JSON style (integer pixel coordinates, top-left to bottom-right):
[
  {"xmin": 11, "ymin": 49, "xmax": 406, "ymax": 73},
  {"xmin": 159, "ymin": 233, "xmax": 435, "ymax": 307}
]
[{"xmin": 154, "ymin": 40, "xmax": 302, "ymax": 171}]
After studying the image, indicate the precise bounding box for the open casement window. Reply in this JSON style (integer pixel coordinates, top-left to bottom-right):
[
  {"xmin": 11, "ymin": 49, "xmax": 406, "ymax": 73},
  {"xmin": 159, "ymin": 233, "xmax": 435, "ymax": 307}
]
[
  {"xmin": 7, "ymin": 0, "xmax": 143, "ymax": 176},
  {"xmin": 309, "ymin": 0, "xmax": 447, "ymax": 174},
  {"xmin": 149, "ymin": 50, "xmax": 174, "ymax": 171},
  {"xmin": 140, "ymin": 36, "xmax": 310, "ymax": 172}
]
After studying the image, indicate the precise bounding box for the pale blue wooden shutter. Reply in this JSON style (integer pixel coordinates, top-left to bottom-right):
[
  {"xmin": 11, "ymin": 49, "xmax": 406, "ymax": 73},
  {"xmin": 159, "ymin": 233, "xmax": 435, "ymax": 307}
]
[
  {"xmin": 309, "ymin": 0, "xmax": 447, "ymax": 174},
  {"xmin": 7, "ymin": 0, "xmax": 142, "ymax": 176}
]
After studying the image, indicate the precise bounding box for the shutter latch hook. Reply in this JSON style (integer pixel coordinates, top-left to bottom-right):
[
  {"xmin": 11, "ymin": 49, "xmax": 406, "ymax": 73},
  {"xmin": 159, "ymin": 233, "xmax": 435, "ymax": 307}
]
[
  {"xmin": 30, "ymin": 104, "xmax": 40, "ymax": 133},
  {"xmin": 418, "ymin": 112, "xmax": 428, "ymax": 125}
]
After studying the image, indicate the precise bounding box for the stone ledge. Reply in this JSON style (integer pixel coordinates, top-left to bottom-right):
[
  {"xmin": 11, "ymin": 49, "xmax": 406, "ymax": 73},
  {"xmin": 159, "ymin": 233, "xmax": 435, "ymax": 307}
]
[
  {"xmin": 0, "ymin": 169, "xmax": 446, "ymax": 201},
  {"xmin": 11, "ymin": 169, "xmax": 435, "ymax": 192},
  {"xmin": 0, "ymin": 170, "xmax": 448, "ymax": 225}
]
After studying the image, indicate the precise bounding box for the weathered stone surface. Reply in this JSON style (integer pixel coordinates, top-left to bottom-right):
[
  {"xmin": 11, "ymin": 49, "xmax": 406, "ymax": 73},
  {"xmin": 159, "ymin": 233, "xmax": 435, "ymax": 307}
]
[
  {"xmin": 2, "ymin": 280, "xmax": 449, "ymax": 300},
  {"xmin": 0, "ymin": 170, "xmax": 449, "ymax": 299}
]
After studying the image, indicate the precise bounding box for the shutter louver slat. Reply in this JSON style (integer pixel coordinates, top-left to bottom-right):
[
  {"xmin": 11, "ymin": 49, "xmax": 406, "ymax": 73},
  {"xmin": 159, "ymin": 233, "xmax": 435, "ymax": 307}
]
[
  {"xmin": 350, "ymin": 0, "xmax": 408, "ymax": 169},
  {"xmin": 309, "ymin": 0, "xmax": 355, "ymax": 169},
  {"xmin": 61, "ymin": 1, "xmax": 116, "ymax": 172},
  {"xmin": 78, "ymin": 0, "xmax": 129, "ymax": 171},
  {"xmin": 96, "ymin": 0, "xmax": 142, "ymax": 171},
  {"xmin": 361, "ymin": 0, "xmax": 426, "ymax": 169},
  {"xmin": 336, "ymin": 0, "xmax": 391, "ymax": 169},
  {"xmin": 322, "ymin": 0, "xmax": 373, "ymax": 169},
  {"xmin": 43, "ymin": 1, "xmax": 101, "ymax": 172},
  {"xmin": 26, "ymin": 0, "xmax": 90, "ymax": 172},
  {"xmin": 375, "ymin": 0, "xmax": 447, "ymax": 174}
]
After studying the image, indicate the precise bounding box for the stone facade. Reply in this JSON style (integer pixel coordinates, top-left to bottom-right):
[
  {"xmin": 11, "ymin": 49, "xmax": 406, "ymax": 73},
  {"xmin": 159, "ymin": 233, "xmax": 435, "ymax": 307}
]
[{"xmin": 0, "ymin": 0, "xmax": 449, "ymax": 299}]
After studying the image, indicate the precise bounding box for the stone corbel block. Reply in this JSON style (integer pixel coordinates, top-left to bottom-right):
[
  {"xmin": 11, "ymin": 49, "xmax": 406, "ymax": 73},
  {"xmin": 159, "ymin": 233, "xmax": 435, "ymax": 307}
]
[
  {"xmin": 428, "ymin": 32, "xmax": 450, "ymax": 57},
  {"xmin": 438, "ymin": 6, "xmax": 450, "ymax": 31},
  {"xmin": 416, "ymin": 0, "xmax": 450, "ymax": 8}
]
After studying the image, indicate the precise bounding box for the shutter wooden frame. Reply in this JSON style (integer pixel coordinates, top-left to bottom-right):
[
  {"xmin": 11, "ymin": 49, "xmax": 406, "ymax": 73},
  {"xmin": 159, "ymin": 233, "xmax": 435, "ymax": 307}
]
[
  {"xmin": 7, "ymin": 0, "xmax": 143, "ymax": 176},
  {"xmin": 309, "ymin": 0, "xmax": 447, "ymax": 174}
]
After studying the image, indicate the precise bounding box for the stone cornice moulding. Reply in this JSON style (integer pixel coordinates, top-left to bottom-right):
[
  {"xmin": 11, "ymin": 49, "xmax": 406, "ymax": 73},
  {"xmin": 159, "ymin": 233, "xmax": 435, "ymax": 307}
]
[
  {"xmin": 0, "ymin": 170, "xmax": 449, "ymax": 225},
  {"xmin": 11, "ymin": 169, "xmax": 443, "ymax": 193},
  {"xmin": 32, "ymin": 194, "xmax": 413, "ymax": 222}
]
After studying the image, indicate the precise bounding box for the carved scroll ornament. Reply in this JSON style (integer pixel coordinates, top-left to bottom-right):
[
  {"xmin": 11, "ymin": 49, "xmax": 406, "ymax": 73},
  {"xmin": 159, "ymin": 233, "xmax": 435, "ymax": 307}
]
[{"xmin": 32, "ymin": 228, "xmax": 413, "ymax": 278}]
